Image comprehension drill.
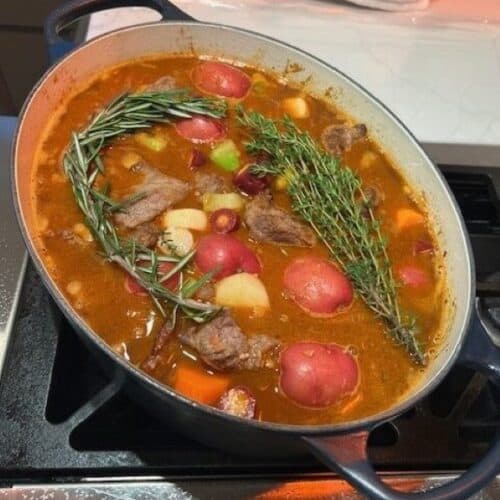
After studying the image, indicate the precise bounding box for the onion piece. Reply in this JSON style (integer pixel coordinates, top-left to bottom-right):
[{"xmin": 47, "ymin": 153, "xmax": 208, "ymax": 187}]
[
  {"xmin": 233, "ymin": 164, "xmax": 270, "ymax": 195},
  {"xmin": 414, "ymin": 239, "xmax": 434, "ymax": 255}
]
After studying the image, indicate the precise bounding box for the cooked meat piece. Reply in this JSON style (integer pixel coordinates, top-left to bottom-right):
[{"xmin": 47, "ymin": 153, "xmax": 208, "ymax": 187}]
[
  {"xmin": 144, "ymin": 75, "xmax": 176, "ymax": 92},
  {"xmin": 178, "ymin": 311, "xmax": 246, "ymax": 370},
  {"xmin": 239, "ymin": 335, "xmax": 279, "ymax": 370},
  {"xmin": 247, "ymin": 335, "xmax": 280, "ymax": 370},
  {"xmin": 128, "ymin": 222, "xmax": 160, "ymax": 248},
  {"xmin": 115, "ymin": 162, "xmax": 190, "ymax": 229},
  {"xmin": 321, "ymin": 123, "xmax": 367, "ymax": 154},
  {"xmin": 363, "ymin": 186, "xmax": 383, "ymax": 208},
  {"xmin": 141, "ymin": 322, "xmax": 175, "ymax": 373},
  {"xmin": 360, "ymin": 186, "xmax": 384, "ymax": 219},
  {"xmin": 194, "ymin": 172, "xmax": 227, "ymax": 195},
  {"xmin": 244, "ymin": 192, "xmax": 316, "ymax": 247},
  {"xmin": 178, "ymin": 310, "xmax": 279, "ymax": 371}
]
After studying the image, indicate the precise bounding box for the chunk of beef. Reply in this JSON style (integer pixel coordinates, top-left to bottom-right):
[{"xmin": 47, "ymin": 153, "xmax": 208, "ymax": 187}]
[
  {"xmin": 144, "ymin": 75, "xmax": 176, "ymax": 92},
  {"xmin": 359, "ymin": 186, "xmax": 384, "ymax": 219},
  {"xmin": 321, "ymin": 123, "xmax": 367, "ymax": 154},
  {"xmin": 128, "ymin": 222, "xmax": 160, "ymax": 248},
  {"xmin": 178, "ymin": 310, "xmax": 279, "ymax": 371},
  {"xmin": 247, "ymin": 335, "xmax": 279, "ymax": 370},
  {"xmin": 115, "ymin": 162, "xmax": 190, "ymax": 229},
  {"xmin": 194, "ymin": 171, "xmax": 227, "ymax": 195},
  {"xmin": 244, "ymin": 192, "xmax": 316, "ymax": 247}
]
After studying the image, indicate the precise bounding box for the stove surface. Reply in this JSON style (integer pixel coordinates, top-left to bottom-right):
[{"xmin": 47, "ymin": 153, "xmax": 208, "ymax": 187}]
[{"xmin": 1, "ymin": 118, "xmax": 499, "ymax": 497}]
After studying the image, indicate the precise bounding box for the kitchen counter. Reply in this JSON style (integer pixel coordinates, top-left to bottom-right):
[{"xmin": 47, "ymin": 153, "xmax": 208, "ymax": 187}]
[{"xmin": 87, "ymin": 0, "xmax": 500, "ymax": 149}]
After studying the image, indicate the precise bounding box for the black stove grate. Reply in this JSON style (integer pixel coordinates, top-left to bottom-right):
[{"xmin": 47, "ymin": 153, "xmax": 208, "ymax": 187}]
[{"xmin": 0, "ymin": 168, "xmax": 499, "ymax": 483}]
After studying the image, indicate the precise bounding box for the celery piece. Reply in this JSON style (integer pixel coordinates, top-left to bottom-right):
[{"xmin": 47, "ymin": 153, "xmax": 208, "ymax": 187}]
[
  {"xmin": 209, "ymin": 139, "xmax": 240, "ymax": 172},
  {"xmin": 202, "ymin": 192, "xmax": 245, "ymax": 213}
]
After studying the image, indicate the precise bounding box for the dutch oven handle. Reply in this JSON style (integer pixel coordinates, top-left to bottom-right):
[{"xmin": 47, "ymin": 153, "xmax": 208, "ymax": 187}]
[
  {"xmin": 44, "ymin": 0, "xmax": 194, "ymax": 63},
  {"xmin": 304, "ymin": 302, "xmax": 500, "ymax": 499}
]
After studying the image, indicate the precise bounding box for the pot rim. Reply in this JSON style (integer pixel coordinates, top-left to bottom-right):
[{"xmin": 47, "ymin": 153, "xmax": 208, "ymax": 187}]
[{"xmin": 11, "ymin": 20, "xmax": 476, "ymax": 436}]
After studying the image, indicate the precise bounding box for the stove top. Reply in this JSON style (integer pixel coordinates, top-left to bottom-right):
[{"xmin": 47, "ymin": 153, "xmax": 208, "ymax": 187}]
[{"xmin": 0, "ymin": 117, "xmax": 499, "ymax": 497}]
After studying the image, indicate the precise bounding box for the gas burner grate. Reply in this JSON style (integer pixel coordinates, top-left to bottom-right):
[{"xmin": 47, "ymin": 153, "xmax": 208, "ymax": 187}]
[{"xmin": 441, "ymin": 171, "xmax": 500, "ymax": 233}]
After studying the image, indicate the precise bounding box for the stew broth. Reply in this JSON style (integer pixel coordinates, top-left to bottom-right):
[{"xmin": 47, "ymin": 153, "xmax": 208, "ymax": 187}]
[{"xmin": 32, "ymin": 56, "xmax": 447, "ymax": 425}]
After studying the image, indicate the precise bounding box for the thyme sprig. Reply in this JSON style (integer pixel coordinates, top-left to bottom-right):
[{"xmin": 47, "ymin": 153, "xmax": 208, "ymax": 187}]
[
  {"xmin": 238, "ymin": 110, "xmax": 426, "ymax": 365},
  {"xmin": 63, "ymin": 90, "xmax": 226, "ymax": 325}
]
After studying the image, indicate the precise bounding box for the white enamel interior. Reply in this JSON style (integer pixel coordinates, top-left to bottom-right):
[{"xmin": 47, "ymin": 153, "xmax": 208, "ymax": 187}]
[{"xmin": 14, "ymin": 22, "xmax": 473, "ymax": 428}]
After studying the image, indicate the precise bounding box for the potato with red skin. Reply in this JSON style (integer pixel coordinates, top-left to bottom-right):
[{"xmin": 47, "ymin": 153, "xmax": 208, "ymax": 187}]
[
  {"xmin": 125, "ymin": 262, "xmax": 180, "ymax": 296},
  {"xmin": 192, "ymin": 61, "xmax": 251, "ymax": 99},
  {"xmin": 280, "ymin": 342, "xmax": 359, "ymax": 408},
  {"xmin": 283, "ymin": 257, "xmax": 353, "ymax": 316},
  {"xmin": 195, "ymin": 234, "xmax": 261, "ymax": 280},
  {"xmin": 398, "ymin": 264, "xmax": 431, "ymax": 290},
  {"xmin": 175, "ymin": 116, "xmax": 226, "ymax": 143}
]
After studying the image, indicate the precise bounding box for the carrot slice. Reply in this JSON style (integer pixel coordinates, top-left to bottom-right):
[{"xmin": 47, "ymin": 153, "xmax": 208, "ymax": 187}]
[
  {"xmin": 174, "ymin": 362, "xmax": 230, "ymax": 405},
  {"xmin": 395, "ymin": 208, "xmax": 424, "ymax": 231}
]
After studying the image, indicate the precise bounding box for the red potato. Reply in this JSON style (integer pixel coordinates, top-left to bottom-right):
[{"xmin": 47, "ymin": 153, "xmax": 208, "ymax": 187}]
[
  {"xmin": 175, "ymin": 116, "xmax": 226, "ymax": 143},
  {"xmin": 209, "ymin": 208, "xmax": 240, "ymax": 234},
  {"xmin": 398, "ymin": 264, "xmax": 431, "ymax": 289},
  {"xmin": 233, "ymin": 164, "xmax": 270, "ymax": 195},
  {"xmin": 283, "ymin": 257, "xmax": 353, "ymax": 316},
  {"xmin": 280, "ymin": 342, "xmax": 359, "ymax": 408},
  {"xmin": 195, "ymin": 234, "xmax": 262, "ymax": 280},
  {"xmin": 217, "ymin": 386, "xmax": 256, "ymax": 419},
  {"xmin": 125, "ymin": 261, "xmax": 180, "ymax": 296},
  {"xmin": 192, "ymin": 61, "xmax": 251, "ymax": 99}
]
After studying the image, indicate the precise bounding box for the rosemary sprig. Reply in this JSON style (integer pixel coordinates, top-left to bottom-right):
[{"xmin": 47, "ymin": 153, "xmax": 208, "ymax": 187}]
[
  {"xmin": 238, "ymin": 110, "xmax": 426, "ymax": 365},
  {"xmin": 63, "ymin": 89, "xmax": 227, "ymax": 326}
]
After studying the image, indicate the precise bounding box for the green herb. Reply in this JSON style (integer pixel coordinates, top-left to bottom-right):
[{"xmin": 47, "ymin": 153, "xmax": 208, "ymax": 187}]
[
  {"xmin": 63, "ymin": 89, "xmax": 227, "ymax": 326},
  {"xmin": 238, "ymin": 109, "xmax": 426, "ymax": 365}
]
